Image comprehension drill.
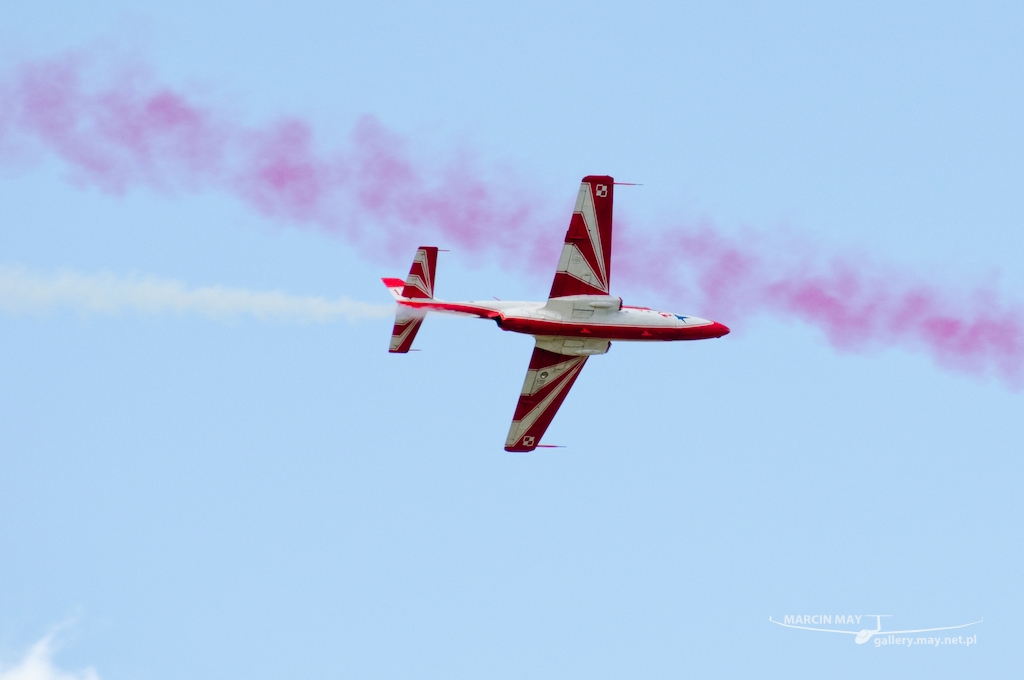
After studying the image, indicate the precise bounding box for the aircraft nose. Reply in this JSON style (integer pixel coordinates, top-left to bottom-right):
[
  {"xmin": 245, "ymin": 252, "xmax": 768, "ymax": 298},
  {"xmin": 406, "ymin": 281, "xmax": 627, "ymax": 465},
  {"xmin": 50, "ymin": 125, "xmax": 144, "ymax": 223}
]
[{"xmin": 710, "ymin": 321, "xmax": 730, "ymax": 338}]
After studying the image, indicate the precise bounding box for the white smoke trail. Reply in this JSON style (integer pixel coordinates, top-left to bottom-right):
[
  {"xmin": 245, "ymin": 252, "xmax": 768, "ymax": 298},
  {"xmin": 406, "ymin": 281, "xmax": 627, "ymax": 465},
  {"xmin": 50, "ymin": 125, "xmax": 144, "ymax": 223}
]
[
  {"xmin": 0, "ymin": 265, "xmax": 393, "ymax": 322},
  {"xmin": 0, "ymin": 635, "xmax": 99, "ymax": 680}
]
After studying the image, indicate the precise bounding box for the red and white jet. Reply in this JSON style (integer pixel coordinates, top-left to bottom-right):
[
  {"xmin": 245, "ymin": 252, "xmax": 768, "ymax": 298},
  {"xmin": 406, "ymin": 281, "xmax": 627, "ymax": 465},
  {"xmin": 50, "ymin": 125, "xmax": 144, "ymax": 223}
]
[{"xmin": 383, "ymin": 175, "xmax": 729, "ymax": 452}]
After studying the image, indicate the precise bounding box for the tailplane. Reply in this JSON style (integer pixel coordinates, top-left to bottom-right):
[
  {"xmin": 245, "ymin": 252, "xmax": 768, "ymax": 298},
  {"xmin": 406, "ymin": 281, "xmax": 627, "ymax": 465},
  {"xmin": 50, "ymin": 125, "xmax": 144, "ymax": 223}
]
[
  {"xmin": 388, "ymin": 313, "xmax": 425, "ymax": 353},
  {"xmin": 401, "ymin": 246, "xmax": 437, "ymax": 299},
  {"xmin": 382, "ymin": 246, "xmax": 438, "ymax": 353}
]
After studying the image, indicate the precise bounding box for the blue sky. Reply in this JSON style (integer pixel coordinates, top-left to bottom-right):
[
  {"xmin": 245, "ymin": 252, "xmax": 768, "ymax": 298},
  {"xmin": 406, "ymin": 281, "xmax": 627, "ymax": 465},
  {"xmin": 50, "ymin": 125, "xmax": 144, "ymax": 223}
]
[{"xmin": 1, "ymin": 1, "xmax": 1022, "ymax": 678}]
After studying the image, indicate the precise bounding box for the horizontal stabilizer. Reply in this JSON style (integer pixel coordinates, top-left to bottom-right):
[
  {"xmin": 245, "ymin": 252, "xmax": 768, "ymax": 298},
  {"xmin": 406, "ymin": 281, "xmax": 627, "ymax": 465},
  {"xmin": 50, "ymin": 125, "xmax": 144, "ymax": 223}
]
[
  {"xmin": 401, "ymin": 247, "xmax": 438, "ymax": 299},
  {"xmin": 384, "ymin": 246, "xmax": 439, "ymax": 352},
  {"xmin": 389, "ymin": 312, "xmax": 425, "ymax": 353}
]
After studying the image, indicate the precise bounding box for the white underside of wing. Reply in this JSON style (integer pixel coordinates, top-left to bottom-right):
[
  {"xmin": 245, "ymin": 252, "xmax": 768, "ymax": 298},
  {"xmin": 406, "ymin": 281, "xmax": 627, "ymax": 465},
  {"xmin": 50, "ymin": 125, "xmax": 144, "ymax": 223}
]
[
  {"xmin": 504, "ymin": 357, "xmax": 586, "ymax": 447},
  {"xmin": 883, "ymin": 621, "xmax": 983, "ymax": 634},
  {"xmin": 577, "ymin": 183, "xmax": 607, "ymax": 286},
  {"xmin": 554, "ymin": 243, "xmax": 604, "ymax": 290}
]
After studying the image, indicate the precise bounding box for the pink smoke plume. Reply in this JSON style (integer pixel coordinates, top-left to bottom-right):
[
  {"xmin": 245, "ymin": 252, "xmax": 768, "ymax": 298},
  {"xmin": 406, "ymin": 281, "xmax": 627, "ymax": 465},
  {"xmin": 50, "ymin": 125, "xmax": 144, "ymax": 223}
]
[
  {"xmin": 618, "ymin": 228, "xmax": 1023, "ymax": 386},
  {"xmin": 0, "ymin": 51, "xmax": 552, "ymax": 263},
  {"xmin": 1, "ymin": 52, "xmax": 1022, "ymax": 387}
]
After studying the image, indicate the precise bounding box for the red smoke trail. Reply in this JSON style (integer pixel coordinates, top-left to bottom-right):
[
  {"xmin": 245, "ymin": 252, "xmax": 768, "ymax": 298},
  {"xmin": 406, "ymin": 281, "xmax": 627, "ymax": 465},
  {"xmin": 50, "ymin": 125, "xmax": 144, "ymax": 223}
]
[
  {"xmin": 0, "ymin": 52, "xmax": 553, "ymax": 264},
  {"xmin": 618, "ymin": 227, "xmax": 1023, "ymax": 387},
  {"xmin": 2, "ymin": 53, "xmax": 1022, "ymax": 387}
]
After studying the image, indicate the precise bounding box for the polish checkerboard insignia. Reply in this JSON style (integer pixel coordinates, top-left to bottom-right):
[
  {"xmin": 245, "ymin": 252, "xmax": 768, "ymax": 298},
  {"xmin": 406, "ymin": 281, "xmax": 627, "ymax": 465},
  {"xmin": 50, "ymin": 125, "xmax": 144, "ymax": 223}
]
[
  {"xmin": 595, "ymin": 184, "xmax": 608, "ymax": 197},
  {"xmin": 523, "ymin": 435, "xmax": 536, "ymax": 447}
]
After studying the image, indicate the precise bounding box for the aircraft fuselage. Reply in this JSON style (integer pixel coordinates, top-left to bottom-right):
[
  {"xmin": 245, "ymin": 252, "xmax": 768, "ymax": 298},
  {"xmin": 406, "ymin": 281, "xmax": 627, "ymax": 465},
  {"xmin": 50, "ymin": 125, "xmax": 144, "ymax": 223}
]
[{"xmin": 396, "ymin": 294, "xmax": 729, "ymax": 354}]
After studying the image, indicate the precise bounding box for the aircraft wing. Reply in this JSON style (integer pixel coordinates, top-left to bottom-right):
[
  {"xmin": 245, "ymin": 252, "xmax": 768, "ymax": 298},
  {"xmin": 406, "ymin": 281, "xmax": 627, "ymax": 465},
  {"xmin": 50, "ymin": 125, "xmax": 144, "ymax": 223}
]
[
  {"xmin": 768, "ymin": 618, "xmax": 857, "ymax": 634},
  {"xmin": 885, "ymin": 620, "xmax": 983, "ymax": 634},
  {"xmin": 548, "ymin": 175, "xmax": 615, "ymax": 298},
  {"xmin": 504, "ymin": 345, "xmax": 590, "ymax": 452}
]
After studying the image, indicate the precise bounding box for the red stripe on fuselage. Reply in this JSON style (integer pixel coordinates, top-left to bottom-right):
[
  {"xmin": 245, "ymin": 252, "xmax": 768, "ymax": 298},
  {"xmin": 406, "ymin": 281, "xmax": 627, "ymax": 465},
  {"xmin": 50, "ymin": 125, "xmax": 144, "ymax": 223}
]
[
  {"xmin": 398, "ymin": 300, "xmax": 501, "ymax": 319},
  {"xmin": 498, "ymin": 317, "xmax": 729, "ymax": 341}
]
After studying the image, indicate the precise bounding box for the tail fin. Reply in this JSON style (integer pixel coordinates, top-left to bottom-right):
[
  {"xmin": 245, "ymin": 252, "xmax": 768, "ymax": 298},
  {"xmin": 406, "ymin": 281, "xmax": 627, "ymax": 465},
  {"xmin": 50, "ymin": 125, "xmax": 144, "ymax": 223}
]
[{"xmin": 383, "ymin": 246, "xmax": 438, "ymax": 353}]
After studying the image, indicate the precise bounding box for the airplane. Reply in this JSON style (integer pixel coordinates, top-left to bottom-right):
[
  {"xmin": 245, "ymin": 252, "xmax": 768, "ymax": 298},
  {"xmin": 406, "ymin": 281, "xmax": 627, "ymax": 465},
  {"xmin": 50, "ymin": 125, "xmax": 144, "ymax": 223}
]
[
  {"xmin": 768, "ymin": 614, "xmax": 983, "ymax": 645},
  {"xmin": 382, "ymin": 175, "xmax": 730, "ymax": 452}
]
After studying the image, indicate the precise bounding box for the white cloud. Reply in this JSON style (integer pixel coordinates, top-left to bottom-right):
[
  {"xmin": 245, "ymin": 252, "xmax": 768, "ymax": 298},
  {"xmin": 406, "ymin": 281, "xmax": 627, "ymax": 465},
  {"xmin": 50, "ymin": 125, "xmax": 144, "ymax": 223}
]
[
  {"xmin": 0, "ymin": 265, "xmax": 393, "ymax": 323},
  {"xmin": 0, "ymin": 636, "xmax": 99, "ymax": 680}
]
